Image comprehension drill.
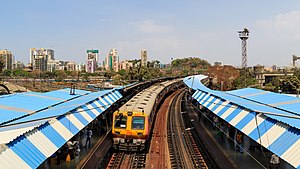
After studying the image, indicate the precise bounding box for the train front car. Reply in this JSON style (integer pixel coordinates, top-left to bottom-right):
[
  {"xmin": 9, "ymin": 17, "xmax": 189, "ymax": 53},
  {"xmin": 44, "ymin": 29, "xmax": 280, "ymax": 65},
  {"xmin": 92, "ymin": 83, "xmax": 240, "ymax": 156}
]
[
  {"xmin": 112, "ymin": 79, "xmax": 182, "ymax": 151},
  {"xmin": 112, "ymin": 110, "xmax": 149, "ymax": 151}
]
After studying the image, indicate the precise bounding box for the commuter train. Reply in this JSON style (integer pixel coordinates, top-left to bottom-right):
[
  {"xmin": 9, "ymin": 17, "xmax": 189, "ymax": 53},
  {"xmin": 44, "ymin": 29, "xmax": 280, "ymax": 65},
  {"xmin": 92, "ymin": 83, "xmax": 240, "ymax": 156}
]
[{"xmin": 112, "ymin": 79, "xmax": 182, "ymax": 151}]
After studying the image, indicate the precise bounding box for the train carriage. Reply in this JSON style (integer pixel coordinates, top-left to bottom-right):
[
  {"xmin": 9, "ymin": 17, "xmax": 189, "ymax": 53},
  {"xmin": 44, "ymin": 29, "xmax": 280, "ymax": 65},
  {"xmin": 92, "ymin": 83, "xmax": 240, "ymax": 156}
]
[{"xmin": 112, "ymin": 79, "xmax": 181, "ymax": 151}]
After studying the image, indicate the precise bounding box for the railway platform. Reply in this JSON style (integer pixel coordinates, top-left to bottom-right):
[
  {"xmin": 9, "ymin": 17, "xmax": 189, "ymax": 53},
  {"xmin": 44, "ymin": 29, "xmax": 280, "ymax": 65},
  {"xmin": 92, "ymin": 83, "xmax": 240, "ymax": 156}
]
[
  {"xmin": 38, "ymin": 129, "xmax": 106, "ymax": 169},
  {"xmin": 186, "ymin": 100, "xmax": 295, "ymax": 169}
]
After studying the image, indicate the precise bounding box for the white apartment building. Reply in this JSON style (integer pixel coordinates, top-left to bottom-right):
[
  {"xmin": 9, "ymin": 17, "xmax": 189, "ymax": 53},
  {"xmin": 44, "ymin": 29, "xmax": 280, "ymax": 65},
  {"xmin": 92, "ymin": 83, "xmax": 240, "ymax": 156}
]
[
  {"xmin": 30, "ymin": 48, "xmax": 54, "ymax": 71},
  {"xmin": 105, "ymin": 48, "xmax": 119, "ymax": 72},
  {"xmin": 0, "ymin": 49, "xmax": 14, "ymax": 70},
  {"xmin": 141, "ymin": 49, "xmax": 147, "ymax": 67},
  {"xmin": 86, "ymin": 50, "xmax": 99, "ymax": 73}
]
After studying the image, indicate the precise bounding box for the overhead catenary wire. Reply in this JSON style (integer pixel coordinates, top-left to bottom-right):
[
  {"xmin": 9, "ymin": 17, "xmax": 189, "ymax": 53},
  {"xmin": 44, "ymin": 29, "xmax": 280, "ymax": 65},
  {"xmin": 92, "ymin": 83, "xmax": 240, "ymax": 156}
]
[
  {"xmin": 255, "ymin": 114, "xmax": 269, "ymax": 168},
  {"xmin": 190, "ymin": 102, "xmax": 267, "ymax": 169},
  {"xmin": 193, "ymin": 93, "xmax": 300, "ymax": 119}
]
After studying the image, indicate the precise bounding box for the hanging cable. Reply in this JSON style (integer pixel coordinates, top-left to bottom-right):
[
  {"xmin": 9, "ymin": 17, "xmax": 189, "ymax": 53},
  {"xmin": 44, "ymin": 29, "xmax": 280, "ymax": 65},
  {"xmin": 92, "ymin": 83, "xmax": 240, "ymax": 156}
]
[
  {"xmin": 190, "ymin": 101, "xmax": 267, "ymax": 169},
  {"xmin": 255, "ymin": 114, "xmax": 269, "ymax": 168}
]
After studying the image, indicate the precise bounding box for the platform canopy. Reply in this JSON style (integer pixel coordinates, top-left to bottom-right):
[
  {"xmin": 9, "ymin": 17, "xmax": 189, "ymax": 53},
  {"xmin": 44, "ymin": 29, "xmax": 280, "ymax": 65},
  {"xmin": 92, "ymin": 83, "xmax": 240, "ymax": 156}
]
[
  {"xmin": 184, "ymin": 75, "xmax": 300, "ymax": 169},
  {"xmin": 0, "ymin": 88, "xmax": 123, "ymax": 169}
]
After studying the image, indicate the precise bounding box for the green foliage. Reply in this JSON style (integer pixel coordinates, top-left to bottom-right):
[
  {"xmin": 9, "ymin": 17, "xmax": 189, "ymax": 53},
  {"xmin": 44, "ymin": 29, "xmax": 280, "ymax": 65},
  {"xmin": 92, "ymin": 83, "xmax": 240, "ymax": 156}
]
[
  {"xmin": 13, "ymin": 69, "xmax": 30, "ymax": 77},
  {"xmin": 104, "ymin": 70, "xmax": 116, "ymax": 79},
  {"xmin": 0, "ymin": 61, "xmax": 4, "ymax": 73},
  {"xmin": 293, "ymin": 68, "xmax": 300, "ymax": 80},
  {"xmin": 3, "ymin": 69, "xmax": 13, "ymax": 77},
  {"xmin": 171, "ymin": 57, "xmax": 211, "ymax": 76},
  {"xmin": 280, "ymin": 75, "xmax": 300, "ymax": 93},
  {"xmin": 112, "ymin": 74, "xmax": 122, "ymax": 85},
  {"xmin": 118, "ymin": 69, "xmax": 126, "ymax": 76},
  {"xmin": 233, "ymin": 75, "xmax": 257, "ymax": 89},
  {"xmin": 53, "ymin": 70, "xmax": 67, "ymax": 82},
  {"xmin": 171, "ymin": 57, "xmax": 211, "ymax": 69}
]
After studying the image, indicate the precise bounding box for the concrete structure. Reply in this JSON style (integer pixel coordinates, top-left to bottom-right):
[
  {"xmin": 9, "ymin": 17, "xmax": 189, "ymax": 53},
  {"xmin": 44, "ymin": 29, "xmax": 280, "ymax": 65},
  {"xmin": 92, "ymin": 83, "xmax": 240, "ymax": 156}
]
[
  {"xmin": 66, "ymin": 61, "xmax": 76, "ymax": 71},
  {"xmin": 105, "ymin": 48, "xmax": 119, "ymax": 72},
  {"xmin": 30, "ymin": 48, "xmax": 54, "ymax": 71},
  {"xmin": 214, "ymin": 61, "xmax": 222, "ymax": 66},
  {"xmin": 76, "ymin": 63, "xmax": 85, "ymax": 72},
  {"xmin": 13, "ymin": 61, "xmax": 25, "ymax": 70},
  {"xmin": 47, "ymin": 60, "xmax": 60, "ymax": 72},
  {"xmin": 253, "ymin": 65, "xmax": 293, "ymax": 86},
  {"xmin": 0, "ymin": 49, "xmax": 14, "ymax": 70},
  {"xmin": 141, "ymin": 49, "xmax": 147, "ymax": 67},
  {"xmin": 120, "ymin": 60, "xmax": 133, "ymax": 70},
  {"xmin": 86, "ymin": 50, "xmax": 99, "ymax": 73}
]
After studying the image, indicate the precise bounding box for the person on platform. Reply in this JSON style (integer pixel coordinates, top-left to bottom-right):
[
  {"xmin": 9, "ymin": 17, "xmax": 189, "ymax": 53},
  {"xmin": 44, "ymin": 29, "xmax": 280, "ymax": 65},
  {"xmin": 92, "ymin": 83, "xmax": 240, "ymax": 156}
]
[
  {"xmin": 235, "ymin": 132, "xmax": 244, "ymax": 153},
  {"xmin": 85, "ymin": 128, "xmax": 93, "ymax": 148},
  {"xmin": 270, "ymin": 154, "xmax": 280, "ymax": 169},
  {"xmin": 66, "ymin": 140, "xmax": 78, "ymax": 160}
]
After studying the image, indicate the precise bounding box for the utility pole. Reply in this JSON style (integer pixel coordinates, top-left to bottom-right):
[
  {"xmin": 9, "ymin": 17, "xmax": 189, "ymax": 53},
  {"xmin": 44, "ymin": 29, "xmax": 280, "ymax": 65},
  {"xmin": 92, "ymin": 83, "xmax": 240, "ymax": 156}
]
[{"xmin": 238, "ymin": 28, "xmax": 250, "ymax": 69}]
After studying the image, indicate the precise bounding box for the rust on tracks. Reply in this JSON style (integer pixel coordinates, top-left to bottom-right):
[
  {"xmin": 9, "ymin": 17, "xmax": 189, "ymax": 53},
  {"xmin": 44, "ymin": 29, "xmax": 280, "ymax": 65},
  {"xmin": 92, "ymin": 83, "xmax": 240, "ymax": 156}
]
[{"xmin": 146, "ymin": 90, "xmax": 181, "ymax": 169}]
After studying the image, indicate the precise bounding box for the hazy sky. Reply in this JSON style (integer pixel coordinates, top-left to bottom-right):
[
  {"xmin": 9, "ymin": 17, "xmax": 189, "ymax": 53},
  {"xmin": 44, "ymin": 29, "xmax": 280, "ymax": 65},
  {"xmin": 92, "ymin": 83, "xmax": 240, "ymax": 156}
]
[{"xmin": 1, "ymin": 1, "xmax": 300, "ymax": 67}]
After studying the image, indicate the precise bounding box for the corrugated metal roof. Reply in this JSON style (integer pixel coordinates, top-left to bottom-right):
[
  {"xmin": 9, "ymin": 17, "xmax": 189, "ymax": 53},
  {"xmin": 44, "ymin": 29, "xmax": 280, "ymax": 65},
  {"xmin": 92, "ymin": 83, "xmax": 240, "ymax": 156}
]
[
  {"xmin": 0, "ymin": 89, "xmax": 123, "ymax": 169},
  {"xmin": 228, "ymin": 88, "xmax": 300, "ymax": 116},
  {"xmin": 0, "ymin": 89, "xmax": 121, "ymax": 145},
  {"xmin": 193, "ymin": 90, "xmax": 300, "ymax": 169},
  {"xmin": 6, "ymin": 90, "xmax": 110, "ymax": 125},
  {"xmin": 184, "ymin": 75, "xmax": 300, "ymax": 169},
  {"xmin": 0, "ymin": 89, "xmax": 91, "ymax": 125}
]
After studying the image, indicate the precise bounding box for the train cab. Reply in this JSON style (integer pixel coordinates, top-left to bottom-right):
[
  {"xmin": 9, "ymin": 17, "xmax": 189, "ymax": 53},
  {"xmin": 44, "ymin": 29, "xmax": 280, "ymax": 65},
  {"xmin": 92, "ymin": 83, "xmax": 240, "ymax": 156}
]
[{"xmin": 112, "ymin": 110, "xmax": 149, "ymax": 151}]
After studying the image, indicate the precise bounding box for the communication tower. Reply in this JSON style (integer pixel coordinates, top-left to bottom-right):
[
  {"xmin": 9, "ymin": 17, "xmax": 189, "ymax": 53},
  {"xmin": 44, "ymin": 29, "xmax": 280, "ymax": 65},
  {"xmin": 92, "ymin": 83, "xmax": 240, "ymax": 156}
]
[{"xmin": 238, "ymin": 28, "xmax": 250, "ymax": 68}]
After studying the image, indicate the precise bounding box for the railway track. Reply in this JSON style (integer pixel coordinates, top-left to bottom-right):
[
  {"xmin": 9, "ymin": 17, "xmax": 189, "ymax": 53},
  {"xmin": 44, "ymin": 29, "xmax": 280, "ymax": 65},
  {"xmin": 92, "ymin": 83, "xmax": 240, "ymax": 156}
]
[
  {"xmin": 106, "ymin": 152, "xmax": 146, "ymax": 169},
  {"xmin": 167, "ymin": 90, "xmax": 208, "ymax": 169},
  {"xmin": 146, "ymin": 89, "xmax": 180, "ymax": 168}
]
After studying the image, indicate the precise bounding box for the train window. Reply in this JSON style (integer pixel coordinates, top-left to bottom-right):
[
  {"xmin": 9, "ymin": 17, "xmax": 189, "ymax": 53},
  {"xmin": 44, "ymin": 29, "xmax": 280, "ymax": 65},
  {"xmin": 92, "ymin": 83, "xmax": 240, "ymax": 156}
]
[
  {"xmin": 132, "ymin": 117, "xmax": 145, "ymax": 130},
  {"xmin": 114, "ymin": 115, "xmax": 127, "ymax": 129}
]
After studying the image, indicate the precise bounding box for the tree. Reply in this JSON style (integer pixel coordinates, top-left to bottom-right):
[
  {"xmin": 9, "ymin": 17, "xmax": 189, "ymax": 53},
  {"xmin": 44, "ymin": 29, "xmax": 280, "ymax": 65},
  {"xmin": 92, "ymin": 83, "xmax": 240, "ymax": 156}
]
[
  {"xmin": 205, "ymin": 65, "xmax": 240, "ymax": 90},
  {"xmin": 0, "ymin": 61, "xmax": 4, "ymax": 73},
  {"xmin": 233, "ymin": 75, "xmax": 257, "ymax": 89},
  {"xmin": 53, "ymin": 70, "xmax": 67, "ymax": 82},
  {"xmin": 13, "ymin": 69, "xmax": 30, "ymax": 77},
  {"xmin": 113, "ymin": 74, "xmax": 122, "ymax": 85},
  {"xmin": 280, "ymin": 75, "xmax": 300, "ymax": 93},
  {"xmin": 3, "ymin": 69, "xmax": 13, "ymax": 77}
]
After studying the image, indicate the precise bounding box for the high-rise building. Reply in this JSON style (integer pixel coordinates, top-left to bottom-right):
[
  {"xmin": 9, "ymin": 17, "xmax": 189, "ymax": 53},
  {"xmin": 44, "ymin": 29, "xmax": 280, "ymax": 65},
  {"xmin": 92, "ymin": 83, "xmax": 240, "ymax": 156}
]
[
  {"xmin": 86, "ymin": 50, "xmax": 99, "ymax": 73},
  {"xmin": 105, "ymin": 48, "xmax": 119, "ymax": 72},
  {"xmin": 29, "ymin": 48, "xmax": 54, "ymax": 71},
  {"xmin": 0, "ymin": 49, "xmax": 14, "ymax": 70},
  {"xmin": 141, "ymin": 49, "xmax": 147, "ymax": 67}
]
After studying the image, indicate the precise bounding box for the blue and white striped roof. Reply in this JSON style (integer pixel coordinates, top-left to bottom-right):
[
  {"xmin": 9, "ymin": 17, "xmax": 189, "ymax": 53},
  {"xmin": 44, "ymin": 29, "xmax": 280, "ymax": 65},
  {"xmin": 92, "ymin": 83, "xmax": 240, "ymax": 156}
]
[
  {"xmin": 0, "ymin": 89, "xmax": 122, "ymax": 169},
  {"xmin": 0, "ymin": 88, "xmax": 91, "ymax": 125},
  {"xmin": 184, "ymin": 75, "xmax": 300, "ymax": 169}
]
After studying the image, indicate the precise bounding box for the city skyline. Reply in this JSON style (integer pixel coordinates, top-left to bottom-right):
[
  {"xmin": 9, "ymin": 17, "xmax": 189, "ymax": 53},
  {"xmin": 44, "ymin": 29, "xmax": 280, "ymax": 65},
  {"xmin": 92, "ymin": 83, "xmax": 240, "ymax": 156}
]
[{"xmin": 1, "ymin": 1, "xmax": 300, "ymax": 66}]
